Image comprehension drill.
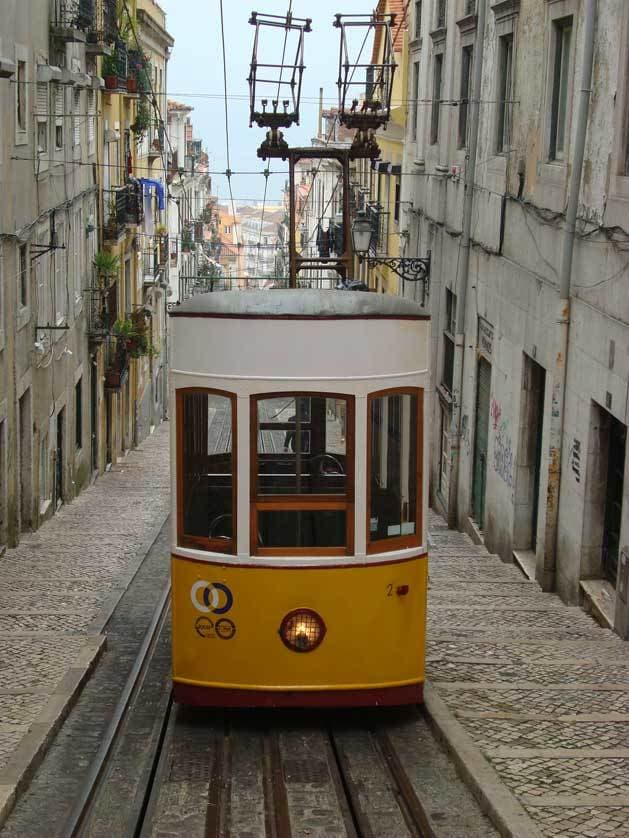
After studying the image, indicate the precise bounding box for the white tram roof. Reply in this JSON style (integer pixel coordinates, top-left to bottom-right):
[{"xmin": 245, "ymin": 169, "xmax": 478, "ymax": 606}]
[{"xmin": 170, "ymin": 289, "xmax": 429, "ymax": 319}]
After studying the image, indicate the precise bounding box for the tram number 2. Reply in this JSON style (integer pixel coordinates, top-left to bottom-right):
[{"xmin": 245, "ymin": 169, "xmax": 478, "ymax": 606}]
[{"xmin": 386, "ymin": 583, "xmax": 393, "ymax": 597}]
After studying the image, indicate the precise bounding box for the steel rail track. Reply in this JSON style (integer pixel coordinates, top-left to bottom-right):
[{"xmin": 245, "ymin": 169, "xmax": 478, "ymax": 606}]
[
  {"xmin": 196, "ymin": 719, "xmax": 437, "ymax": 838},
  {"xmin": 63, "ymin": 583, "xmax": 172, "ymax": 838}
]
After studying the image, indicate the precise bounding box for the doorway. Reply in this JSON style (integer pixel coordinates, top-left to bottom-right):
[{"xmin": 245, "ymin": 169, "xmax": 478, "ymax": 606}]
[
  {"xmin": 18, "ymin": 389, "xmax": 32, "ymax": 532},
  {"xmin": 55, "ymin": 408, "xmax": 64, "ymax": 508},
  {"xmin": 90, "ymin": 362, "xmax": 98, "ymax": 473},
  {"xmin": 514, "ymin": 356, "xmax": 546, "ymax": 550},
  {"xmin": 603, "ymin": 415, "xmax": 626, "ymax": 586},
  {"xmin": 472, "ymin": 358, "xmax": 491, "ymax": 529}
]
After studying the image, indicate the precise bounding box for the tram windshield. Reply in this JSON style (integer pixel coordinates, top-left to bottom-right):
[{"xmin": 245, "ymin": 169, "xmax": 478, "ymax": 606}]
[
  {"xmin": 178, "ymin": 390, "xmax": 234, "ymax": 552},
  {"xmin": 257, "ymin": 396, "xmax": 348, "ymax": 495},
  {"xmin": 253, "ymin": 394, "xmax": 353, "ymax": 553}
]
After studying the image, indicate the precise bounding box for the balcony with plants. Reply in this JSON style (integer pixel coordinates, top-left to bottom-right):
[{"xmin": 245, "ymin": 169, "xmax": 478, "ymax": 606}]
[
  {"xmin": 102, "ymin": 40, "xmax": 128, "ymax": 91},
  {"xmin": 87, "ymin": 251, "xmax": 120, "ymax": 342},
  {"xmin": 85, "ymin": 0, "xmax": 118, "ymax": 52},
  {"xmin": 105, "ymin": 309, "xmax": 156, "ymax": 389}
]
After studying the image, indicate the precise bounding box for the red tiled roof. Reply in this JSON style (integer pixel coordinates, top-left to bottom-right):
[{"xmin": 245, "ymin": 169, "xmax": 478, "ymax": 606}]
[{"xmin": 370, "ymin": 0, "xmax": 408, "ymax": 63}]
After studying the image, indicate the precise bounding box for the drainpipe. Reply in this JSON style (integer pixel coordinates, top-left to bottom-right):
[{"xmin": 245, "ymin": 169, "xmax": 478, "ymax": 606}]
[
  {"xmin": 540, "ymin": 0, "xmax": 597, "ymax": 591},
  {"xmin": 447, "ymin": 0, "xmax": 487, "ymax": 527}
]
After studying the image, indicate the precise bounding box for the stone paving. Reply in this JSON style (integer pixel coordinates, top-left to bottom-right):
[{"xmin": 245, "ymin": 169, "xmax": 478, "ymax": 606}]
[
  {"xmin": 427, "ymin": 509, "xmax": 629, "ymax": 837},
  {"xmin": 0, "ymin": 424, "xmax": 170, "ymax": 820}
]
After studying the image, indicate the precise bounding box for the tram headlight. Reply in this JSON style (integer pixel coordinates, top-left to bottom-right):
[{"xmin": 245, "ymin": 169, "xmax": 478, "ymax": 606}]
[{"xmin": 279, "ymin": 609, "xmax": 326, "ymax": 653}]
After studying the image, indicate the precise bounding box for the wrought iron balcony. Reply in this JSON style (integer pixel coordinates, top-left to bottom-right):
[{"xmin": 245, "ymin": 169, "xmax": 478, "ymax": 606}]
[
  {"xmin": 365, "ymin": 202, "xmax": 389, "ymax": 256},
  {"xmin": 104, "ymin": 336, "xmax": 129, "ymax": 390},
  {"xmin": 51, "ymin": 0, "xmax": 95, "ymax": 37},
  {"xmin": 103, "ymin": 186, "xmax": 128, "ymax": 241},
  {"xmin": 85, "ymin": 0, "xmax": 117, "ymax": 51},
  {"xmin": 125, "ymin": 180, "xmax": 144, "ymax": 226}
]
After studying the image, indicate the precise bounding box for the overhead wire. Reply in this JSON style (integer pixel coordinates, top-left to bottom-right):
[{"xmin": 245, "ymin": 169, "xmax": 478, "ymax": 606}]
[{"xmin": 218, "ymin": 0, "xmax": 241, "ymax": 249}]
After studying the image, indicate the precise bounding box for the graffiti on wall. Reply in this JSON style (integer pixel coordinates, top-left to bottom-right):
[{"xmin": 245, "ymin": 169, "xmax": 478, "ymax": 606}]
[
  {"xmin": 569, "ymin": 437, "xmax": 581, "ymax": 483},
  {"xmin": 493, "ymin": 412, "xmax": 514, "ymax": 489},
  {"xmin": 490, "ymin": 398, "xmax": 502, "ymax": 431}
]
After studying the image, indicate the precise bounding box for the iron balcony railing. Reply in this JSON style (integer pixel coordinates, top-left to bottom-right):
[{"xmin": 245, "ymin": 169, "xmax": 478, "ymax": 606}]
[
  {"xmin": 104, "ymin": 336, "xmax": 129, "ymax": 390},
  {"xmin": 125, "ymin": 180, "xmax": 143, "ymax": 225},
  {"xmin": 366, "ymin": 201, "xmax": 389, "ymax": 256},
  {"xmin": 103, "ymin": 186, "xmax": 128, "ymax": 240},
  {"xmin": 464, "ymin": 0, "xmax": 476, "ymax": 14},
  {"xmin": 51, "ymin": 0, "xmax": 95, "ymax": 31}
]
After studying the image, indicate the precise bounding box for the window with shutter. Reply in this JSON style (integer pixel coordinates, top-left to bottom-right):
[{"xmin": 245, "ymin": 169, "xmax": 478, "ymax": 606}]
[
  {"xmin": 55, "ymin": 222, "xmax": 66, "ymax": 324},
  {"xmin": 87, "ymin": 89, "xmax": 95, "ymax": 155},
  {"xmin": 36, "ymin": 81, "xmax": 48, "ymax": 153},
  {"xmin": 54, "ymin": 85, "xmax": 64, "ymax": 150},
  {"xmin": 73, "ymin": 89, "xmax": 81, "ymax": 147}
]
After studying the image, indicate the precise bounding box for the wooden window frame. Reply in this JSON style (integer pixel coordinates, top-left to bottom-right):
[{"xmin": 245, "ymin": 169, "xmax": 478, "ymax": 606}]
[
  {"xmin": 367, "ymin": 387, "xmax": 423, "ymax": 555},
  {"xmin": 250, "ymin": 391, "xmax": 355, "ymax": 557},
  {"xmin": 176, "ymin": 387, "xmax": 237, "ymax": 554}
]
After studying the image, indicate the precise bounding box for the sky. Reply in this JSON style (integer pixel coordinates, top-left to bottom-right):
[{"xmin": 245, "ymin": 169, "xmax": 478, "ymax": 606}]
[{"xmin": 160, "ymin": 0, "xmax": 371, "ymax": 205}]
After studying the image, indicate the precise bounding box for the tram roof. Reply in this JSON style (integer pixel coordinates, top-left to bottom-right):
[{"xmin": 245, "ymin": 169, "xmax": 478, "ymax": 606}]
[{"xmin": 170, "ymin": 290, "xmax": 429, "ymax": 319}]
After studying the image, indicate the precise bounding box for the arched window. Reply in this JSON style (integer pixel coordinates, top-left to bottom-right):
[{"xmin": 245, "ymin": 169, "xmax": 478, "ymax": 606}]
[
  {"xmin": 367, "ymin": 388, "xmax": 423, "ymax": 553},
  {"xmin": 177, "ymin": 388, "xmax": 236, "ymax": 553}
]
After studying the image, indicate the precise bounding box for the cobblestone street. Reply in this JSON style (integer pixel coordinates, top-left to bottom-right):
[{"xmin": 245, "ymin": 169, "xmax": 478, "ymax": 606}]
[
  {"xmin": 0, "ymin": 424, "xmax": 170, "ymax": 824},
  {"xmin": 427, "ymin": 510, "xmax": 629, "ymax": 837},
  {"xmin": 2, "ymin": 429, "xmax": 629, "ymax": 836}
]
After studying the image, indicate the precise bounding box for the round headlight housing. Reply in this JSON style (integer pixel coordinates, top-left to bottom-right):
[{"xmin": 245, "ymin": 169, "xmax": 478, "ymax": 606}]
[{"xmin": 279, "ymin": 609, "xmax": 326, "ymax": 653}]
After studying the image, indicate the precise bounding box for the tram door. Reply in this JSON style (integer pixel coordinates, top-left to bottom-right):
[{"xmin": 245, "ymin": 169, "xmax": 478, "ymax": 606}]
[{"xmin": 472, "ymin": 358, "xmax": 491, "ymax": 529}]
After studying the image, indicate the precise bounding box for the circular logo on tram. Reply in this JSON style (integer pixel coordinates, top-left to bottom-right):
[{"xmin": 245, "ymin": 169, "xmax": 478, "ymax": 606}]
[
  {"xmin": 194, "ymin": 616, "xmax": 214, "ymax": 638},
  {"xmin": 215, "ymin": 618, "xmax": 236, "ymax": 640},
  {"xmin": 190, "ymin": 580, "xmax": 234, "ymax": 615}
]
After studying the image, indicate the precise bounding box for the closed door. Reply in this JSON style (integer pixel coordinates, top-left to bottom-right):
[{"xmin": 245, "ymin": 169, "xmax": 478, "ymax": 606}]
[
  {"xmin": 602, "ymin": 416, "xmax": 626, "ymax": 585},
  {"xmin": 472, "ymin": 358, "xmax": 491, "ymax": 529},
  {"xmin": 55, "ymin": 409, "xmax": 64, "ymax": 508}
]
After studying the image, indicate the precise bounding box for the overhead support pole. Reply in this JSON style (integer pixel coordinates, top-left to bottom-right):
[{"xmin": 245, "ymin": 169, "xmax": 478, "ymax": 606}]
[
  {"xmin": 540, "ymin": 0, "xmax": 597, "ymax": 592},
  {"xmin": 448, "ymin": 0, "xmax": 488, "ymax": 528}
]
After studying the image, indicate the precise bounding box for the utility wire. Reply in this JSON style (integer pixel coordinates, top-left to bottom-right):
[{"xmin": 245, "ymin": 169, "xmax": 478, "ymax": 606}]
[{"xmin": 219, "ymin": 0, "xmax": 241, "ymax": 249}]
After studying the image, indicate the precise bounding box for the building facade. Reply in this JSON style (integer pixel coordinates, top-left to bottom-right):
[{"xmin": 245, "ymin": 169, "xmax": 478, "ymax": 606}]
[
  {"xmin": 0, "ymin": 0, "xmax": 105, "ymax": 549},
  {"xmin": 166, "ymin": 101, "xmax": 212, "ymax": 301},
  {"xmin": 400, "ymin": 0, "xmax": 629, "ymax": 636},
  {"xmin": 0, "ymin": 0, "xmax": 175, "ymax": 552}
]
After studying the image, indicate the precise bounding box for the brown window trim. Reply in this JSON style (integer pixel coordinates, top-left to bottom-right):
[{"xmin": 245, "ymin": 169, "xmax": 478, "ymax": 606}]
[
  {"xmin": 250, "ymin": 391, "xmax": 355, "ymax": 556},
  {"xmin": 176, "ymin": 387, "xmax": 237, "ymax": 554},
  {"xmin": 366, "ymin": 387, "xmax": 423, "ymax": 555}
]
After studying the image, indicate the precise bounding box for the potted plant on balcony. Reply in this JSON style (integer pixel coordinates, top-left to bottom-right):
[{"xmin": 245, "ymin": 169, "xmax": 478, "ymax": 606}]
[
  {"xmin": 93, "ymin": 250, "xmax": 120, "ymax": 286},
  {"xmin": 102, "ymin": 52, "xmax": 118, "ymax": 90},
  {"xmin": 131, "ymin": 99, "xmax": 152, "ymax": 144},
  {"xmin": 181, "ymin": 227, "xmax": 193, "ymax": 253}
]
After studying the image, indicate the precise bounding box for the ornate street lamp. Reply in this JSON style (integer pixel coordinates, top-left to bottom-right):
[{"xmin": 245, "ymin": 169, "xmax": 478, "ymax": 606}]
[{"xmin": 351, "ymin": 212, "xmax": 431, "ymax": 299}]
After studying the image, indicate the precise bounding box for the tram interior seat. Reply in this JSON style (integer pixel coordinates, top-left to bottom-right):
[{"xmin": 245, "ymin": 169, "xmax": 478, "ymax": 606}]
[
  {"xmin": 184, "ymin": 454, "xmax": 233, "ymax": 539},
  {"xmin": 370, "ymin": 479, "xmax": 403, "ymax": 541},
  {"xmin": 257, "ymin": 453, "xmax": 346, "ymax": 495}
]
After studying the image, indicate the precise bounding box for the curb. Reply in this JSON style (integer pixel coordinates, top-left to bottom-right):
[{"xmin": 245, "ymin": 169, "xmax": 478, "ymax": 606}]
[
  {"xmin": 0, "ymin": 635, "xmax": 106, "ymax": 829},
  {"xmin": 423, "ymin": 682, "xmax": 545, "ymax": 838},
  {"xmin": 86, "ymin": 505, "xmax": 170, "ymax": 635}
]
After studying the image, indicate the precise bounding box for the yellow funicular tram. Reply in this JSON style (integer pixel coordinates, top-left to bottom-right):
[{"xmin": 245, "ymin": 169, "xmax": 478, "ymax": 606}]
[{"xmin": 169, "ymin": 289, "xmax": 430, "ymax": 706}]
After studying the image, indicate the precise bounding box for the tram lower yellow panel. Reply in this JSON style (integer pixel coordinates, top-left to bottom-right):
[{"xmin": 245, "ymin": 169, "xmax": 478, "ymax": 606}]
[{"xmin": 171, "ymin": 554, "xmax": 427, "ymax": 692}]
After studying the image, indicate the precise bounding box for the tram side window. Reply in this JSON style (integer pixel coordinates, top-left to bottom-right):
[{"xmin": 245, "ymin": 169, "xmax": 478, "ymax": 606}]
[
  {"xmin": 178, "ymin": 390, "xmax": 235, "ymax": 553},
  {"xmin": 253, "ymin": 394, "xmax": 354, "ymax": 554},
  {"xmin": 368, "ymin": 389, "xmax": 421, "ymax": 551}
]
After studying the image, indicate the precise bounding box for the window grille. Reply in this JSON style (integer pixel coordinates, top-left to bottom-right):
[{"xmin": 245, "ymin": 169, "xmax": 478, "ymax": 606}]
[{"xmin": 73, "ymin": 88, "xmax": 81, "ymax": 146}]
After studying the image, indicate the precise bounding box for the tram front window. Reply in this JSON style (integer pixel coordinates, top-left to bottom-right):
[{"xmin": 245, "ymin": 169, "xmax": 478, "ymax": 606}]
[
  {"xmin": 178, "ymin": 390, "xmax": 235, "ymax": 553},
  {"xmin": 368, "ymin": 389, "xmax": 422, "ymax": 551},
  {"xmin": 257, "ymin": 396, "xmax": 347, "ymax": 495},
  {"xmin": 253, "ymin": 394, "xmax": 354, "ymax": 554}
]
